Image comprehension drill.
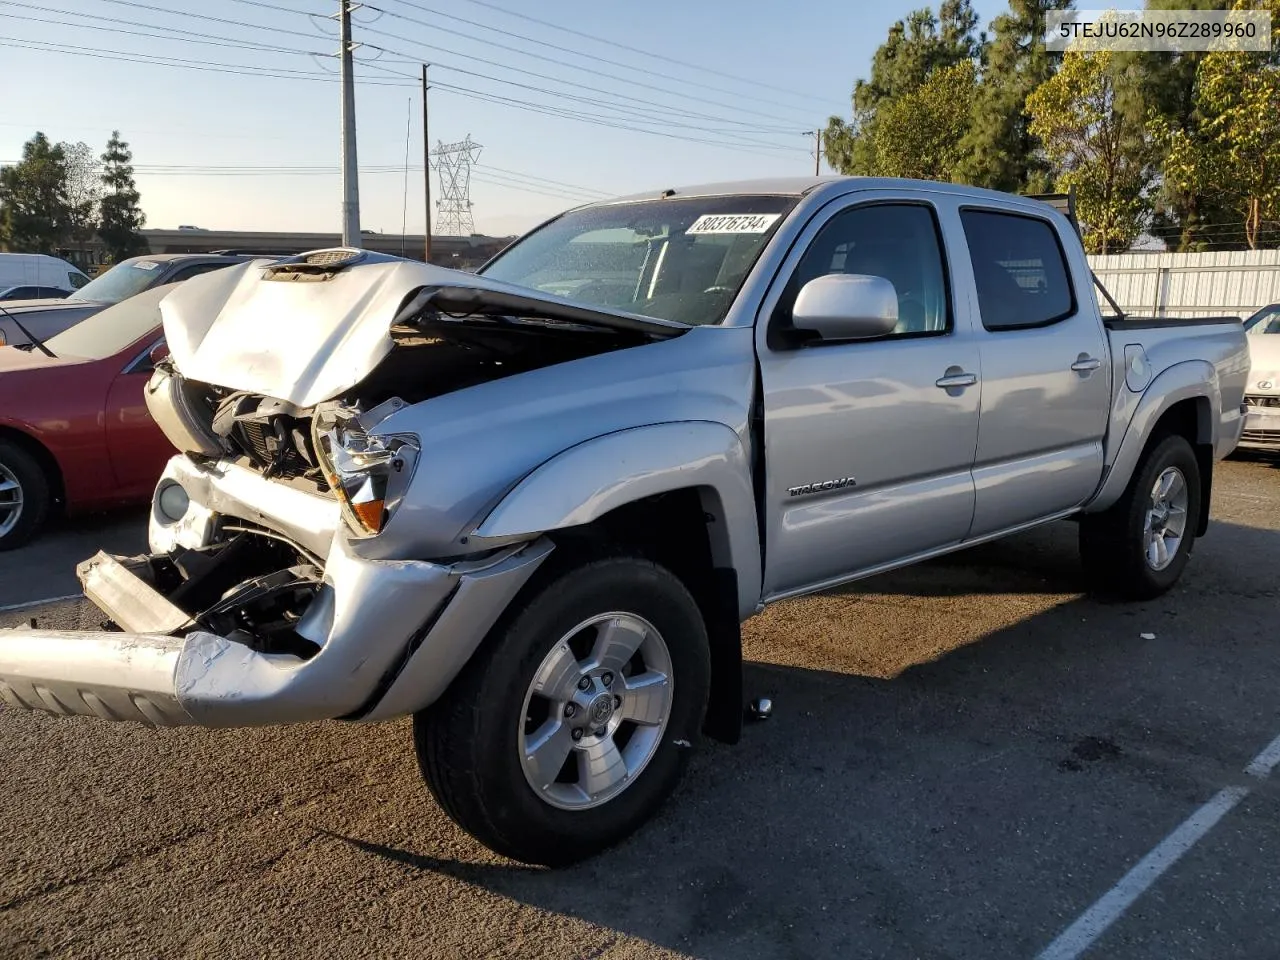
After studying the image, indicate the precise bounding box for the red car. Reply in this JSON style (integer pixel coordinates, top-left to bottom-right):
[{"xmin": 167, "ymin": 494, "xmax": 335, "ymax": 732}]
[{"xmin": 0, "ymin": 285, "xmax": 176, "ymax": 549}]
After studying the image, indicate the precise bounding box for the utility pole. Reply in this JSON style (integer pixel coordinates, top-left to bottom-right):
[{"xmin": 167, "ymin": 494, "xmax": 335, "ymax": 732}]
[
  {"xmin": 339, "ymin": 0, "xmax": 361, "ymax": 247},
  {"xmin": 422, "ymin": 64, "xmax": 432, "ymax": 264},
  {"xmin": 806, "ymin": 126, "xmax": 824, "ymax": 176}
]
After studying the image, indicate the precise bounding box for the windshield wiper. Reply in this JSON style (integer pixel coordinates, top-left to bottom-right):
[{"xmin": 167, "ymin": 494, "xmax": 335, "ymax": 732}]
[{"xmin": 0, "ymin": 303, "xmax": 55, "ymax": 358}]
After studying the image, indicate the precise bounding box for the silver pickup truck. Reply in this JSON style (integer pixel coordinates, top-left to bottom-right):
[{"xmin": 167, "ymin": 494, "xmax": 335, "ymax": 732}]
[{"xmin": 0, "ymin": 178, "xmax": 1250, "ymax": 865}]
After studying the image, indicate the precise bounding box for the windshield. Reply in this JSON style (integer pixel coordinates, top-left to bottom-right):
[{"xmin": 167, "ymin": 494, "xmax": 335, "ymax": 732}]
[
  {"xmin": 1244, "ymin": 304, "xmax": 1280, "ymax": 336},
  {"xmin": 45, "ymin": 286, "xmax": 167, "ymax": 360},
  {"xmin": 69, "ymin": 259, "xmax": 165, "ymax": 304},
  {"xmin": 480, "ymin": 195, "xmax": 797, "ymax": 326}
]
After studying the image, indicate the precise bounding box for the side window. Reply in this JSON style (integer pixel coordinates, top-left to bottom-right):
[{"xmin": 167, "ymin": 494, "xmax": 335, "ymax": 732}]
[
  {"xmin": 127, "ymin": 339, "xmax": 167, "ymax": 375},
  {"xmin": 68, "ymin": 272, "xmax": 89, "ymax": 289},
  {"xmin": 960, "ymin": 210, "xmax": 1074, "ymax": 330},
  {"xmin": 773, "ymin": 203, "xmax": 950, "ymax": 341}
]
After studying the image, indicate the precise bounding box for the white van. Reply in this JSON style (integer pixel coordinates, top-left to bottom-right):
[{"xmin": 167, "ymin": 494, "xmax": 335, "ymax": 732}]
[{"xmin": 0, "ymin": 253, "xmax": 92, "ymax": 300}]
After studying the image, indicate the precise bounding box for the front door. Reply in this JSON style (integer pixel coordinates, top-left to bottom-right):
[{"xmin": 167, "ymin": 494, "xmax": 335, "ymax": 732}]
[
  {"xmin": 756, "ymin": 198, "xmax": 982, "ymax": 599},
  {"xmin": 957, "ymin": 208, "xmax": 1111, "ymax": 536},
  {"xmin": 105, "ymin": 339, "xmax": 175, "ymax": 498}
]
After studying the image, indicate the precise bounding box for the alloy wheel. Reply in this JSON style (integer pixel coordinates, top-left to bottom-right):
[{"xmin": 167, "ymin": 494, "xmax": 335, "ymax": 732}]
[
  {"xmin": 1144, "ymin": 465, "xmax": 1189, "ymax": 571},
  {"xmin": 519, "ymin": 612, "xmax": 674, "ymax": 811}
]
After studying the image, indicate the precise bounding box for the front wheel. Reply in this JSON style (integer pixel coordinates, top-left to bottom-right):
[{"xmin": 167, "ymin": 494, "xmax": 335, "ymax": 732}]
[
  {"xmin": 414, "ymin": 555, "xmax": 711, "ymax": 866},
  {"xmin": 0, "ymin": 440, "xmax": 51, "ymax": 551},
  {"xmin": 1080, "ymin": 433, "xmax": 1201, "ymax": 600}
]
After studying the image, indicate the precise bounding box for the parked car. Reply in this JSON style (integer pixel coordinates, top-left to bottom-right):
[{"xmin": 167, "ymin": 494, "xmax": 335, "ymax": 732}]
[
  {"xmin": 0, "ymin": 286, "xmax": 174, "ymax": 549},
  {"xmin": 0, "ymin": 253, "xmax": 267, "ymax": 347},
  {"xmin": 0, "ymin": 178, "xmax": 1250, "ymax": 867},
  {"xmin": 1240, "ymin": 302, "xmax": 1280, "ymax": 449},
  {"xmin": 0, "ymin": 253, "xmax": 89, "ymax": 297}
]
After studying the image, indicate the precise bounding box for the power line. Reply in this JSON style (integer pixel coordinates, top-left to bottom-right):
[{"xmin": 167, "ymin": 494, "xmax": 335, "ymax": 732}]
[
  {"xmin": 3, "ymin": 156, "xmax": 611, "ymax": 202},
  {"xmin": 22, "ymin": 0, "xmax": 800, "ymax": 139},
  {"xmin": 476, "ymin": 163, "xmax": 612, "ymax": 197},
  {"xmin": 211, "ymin": 0, "xmax": 807, "ymax": 135},
  {"xmin": 69, "ymin": 0, "xmax": 812, "ymax": 135},
  {"xmin": 357, "ymin": 57, "xmax": 805, "ymax": 151},
  {"xmin": 0, "ymin": 34, "xmax": 797, "ymax": 158},
  {"xmin": 367, "ymin": 0, "xmax": 816, "ymax": 130},
  {"xmin": 455, "ymin": 0, "xmax": 834, "ymax": 107},
  {"xmin": 356, "ymin": 22, "xmax": 801, "ymax": 135},
  {"xmin": 6, "ymin": 0, "xmax": 807, "ymax": 152},
  {"xmin": 65, "ymin": 0, "xmax": 326, "ymax": 44},
  {"xmin": 12, "ymin": 1, "xmax": 788, "ymax": 136},
  {"xmin": 360, "ymin": 61, "xmax": 808, "ymax": 159},
  {"xmin": 4, "ymin": 10, "xmax": 328, "ymax": 57},
  {"xmin": 0, "ymin": 36, "xmax": 410, "ymax": 84}
]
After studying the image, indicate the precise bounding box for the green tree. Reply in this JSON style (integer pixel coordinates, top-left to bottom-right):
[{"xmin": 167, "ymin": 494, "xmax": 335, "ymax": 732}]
[
  {"xmin": 872, "ymin": 61, "xmax": 978, "ymax": 180},
  {"xmin": 1154, "ymin": 0, "xmax": 1279, "ymax": 249},
  {"xmin": 58, "ymin": 140, "xmax": 102, "ymax": 260},
  {"xmin": 1027, "ymin": 50, "xmax": 1154, "ymax": 253},
  {"xmin": 824, "ymin": 0, "xmax": 982, "ymax": 175},
  {"xmin": 1111, "ymin": 0, "xmax": 1236, "ymax": 250},
  {"xmin": 0, "ymin": 132, "xmax": 70, "ymax": 253},
  {"xmin": 98, "ymin": 130, "xmax": 146, "ymax": 262},
  {"xmin": 954, "ymin": 0, "xmax": 1072, "ymax": 192}
]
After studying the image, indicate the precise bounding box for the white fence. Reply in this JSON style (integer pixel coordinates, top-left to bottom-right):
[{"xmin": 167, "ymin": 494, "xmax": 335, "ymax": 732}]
[{"xmin": 1087, "ymin": 250, "xmax": 1280, "ymax": 320}]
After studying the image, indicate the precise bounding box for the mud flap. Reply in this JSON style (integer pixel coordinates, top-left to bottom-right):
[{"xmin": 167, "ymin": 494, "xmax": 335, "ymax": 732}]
[{"xmin": 701, "ymin": 567, "xmax": 743, "ymax": 745}]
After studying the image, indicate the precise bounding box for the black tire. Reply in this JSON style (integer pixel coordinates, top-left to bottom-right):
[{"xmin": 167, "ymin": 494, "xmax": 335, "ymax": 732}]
[
  {"xmin": 414, "ymin": 554, "xmax": 711, "ymax": 866},
  {"xmin": 1080, "ymin": 433, "xmax": 1201, "ymax": 601},
  {"xmin": 0, "ymin": 440, "xmax": 51, "ymax": 551}
]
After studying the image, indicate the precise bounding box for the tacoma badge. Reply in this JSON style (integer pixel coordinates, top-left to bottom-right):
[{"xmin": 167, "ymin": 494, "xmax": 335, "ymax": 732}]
[{"xmin": 788, "ymin": 477, "xmax": 857, "ymax": 497}]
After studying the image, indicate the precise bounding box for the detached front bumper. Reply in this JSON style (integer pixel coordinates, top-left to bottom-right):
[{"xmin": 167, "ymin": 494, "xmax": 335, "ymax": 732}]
[{"xmin": 0, "ymin": 456, "xmax": 553, "ymax": 728}]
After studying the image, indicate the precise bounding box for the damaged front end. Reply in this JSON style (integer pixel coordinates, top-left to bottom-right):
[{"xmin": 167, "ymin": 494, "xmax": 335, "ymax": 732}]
[
  {"xmin": 1, "ymin": 251, "xmax": 686, "ymax": 728},
  {"xmin": 0, "ymin": 450, "xmax": 554, "ymax": 727}
]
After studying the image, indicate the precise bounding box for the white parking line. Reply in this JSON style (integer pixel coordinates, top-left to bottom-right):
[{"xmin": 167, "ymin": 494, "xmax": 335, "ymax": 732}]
[
  {"xmin": 0, "ymin": 593, "xmax": 84, "ymax": 614},
  {"xmin": 1244, "ymin": 732, "xmax": 1280, "ymax": 780},
  {"xmin": 1036, "ymin": 732, "xmax": 1280, "ymax": 960}
]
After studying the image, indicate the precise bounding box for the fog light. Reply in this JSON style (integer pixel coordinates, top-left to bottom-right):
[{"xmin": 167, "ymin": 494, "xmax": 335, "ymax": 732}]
[{"xmin": 157, "ymin": 483, "xmax": 190, "ymax": 523}]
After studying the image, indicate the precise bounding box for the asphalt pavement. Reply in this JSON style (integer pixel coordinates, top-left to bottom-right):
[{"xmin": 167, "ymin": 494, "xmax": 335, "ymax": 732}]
[{"xmin": 2, "ymin": 454, "xmax": 1278, "ymax": 959}]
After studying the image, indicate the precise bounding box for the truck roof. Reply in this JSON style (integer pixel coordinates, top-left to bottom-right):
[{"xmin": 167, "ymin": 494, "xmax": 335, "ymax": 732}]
[{"xmin": 605, "ymin": 176, "xmax": 1066, "ymax": 214}]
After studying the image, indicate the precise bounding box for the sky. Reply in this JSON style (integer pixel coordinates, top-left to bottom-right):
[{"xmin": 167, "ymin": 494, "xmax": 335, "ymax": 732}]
[{"xmin": 3, "ymin": 0, "xmax": 1026, "ymax": 238}]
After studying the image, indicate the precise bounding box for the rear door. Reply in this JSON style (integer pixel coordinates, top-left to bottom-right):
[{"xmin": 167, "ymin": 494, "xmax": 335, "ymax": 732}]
[
  {"xmin": 756, "ymin": 193, "xmax": 982, "ymax": 598},
  {"xmin": 958, "ymin": 207, "xmax": 1111, "ymax": 536}
]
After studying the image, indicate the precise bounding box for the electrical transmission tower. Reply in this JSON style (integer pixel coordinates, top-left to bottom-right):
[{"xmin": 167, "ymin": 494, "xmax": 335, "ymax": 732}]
[{"xmin": 429, "ymin": 136, "xmax": 482, "ymax": 236}]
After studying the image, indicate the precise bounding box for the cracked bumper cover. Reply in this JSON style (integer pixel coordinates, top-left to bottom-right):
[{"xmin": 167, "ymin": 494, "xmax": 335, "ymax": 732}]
[{"xmin": 0, "ymin": 462, "xmax": 553, "ymax": 728}]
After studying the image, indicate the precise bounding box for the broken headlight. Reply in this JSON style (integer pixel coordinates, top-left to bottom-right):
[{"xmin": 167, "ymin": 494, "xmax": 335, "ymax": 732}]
[{"xmin": 317, "ymin": 424, "xmax": 419, "ymax": 537}]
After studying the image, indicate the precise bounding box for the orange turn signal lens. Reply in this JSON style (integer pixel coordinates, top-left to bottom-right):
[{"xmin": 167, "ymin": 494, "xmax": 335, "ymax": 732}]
[{"xmin": 350, "ymin": 498, "xmax": 385, "ymax": 533}]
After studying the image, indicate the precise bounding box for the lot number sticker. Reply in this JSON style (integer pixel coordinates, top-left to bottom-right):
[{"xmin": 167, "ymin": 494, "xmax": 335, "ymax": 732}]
[{"xmin": 686, "ymin": 213, "xmax": 781, "ymax": 235}]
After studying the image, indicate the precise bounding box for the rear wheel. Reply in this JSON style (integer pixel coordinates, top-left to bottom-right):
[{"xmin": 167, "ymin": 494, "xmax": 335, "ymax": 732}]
[
  {"xmin": 0, "ymin": 440, "xmax": 51, "ymax": 551},
  {"xmin": 1080, "ymin": 434, "xmax": 1201, "ymax": 600},
  {"xmin": 414, "ymin": 554, "xmax": 710, "ymax": 866}
]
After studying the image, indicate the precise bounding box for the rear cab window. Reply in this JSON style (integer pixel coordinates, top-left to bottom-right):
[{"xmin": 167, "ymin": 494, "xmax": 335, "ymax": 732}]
[{"xmin": 960, "ymin": 209, "xmax": 1075, "ymax": 331}]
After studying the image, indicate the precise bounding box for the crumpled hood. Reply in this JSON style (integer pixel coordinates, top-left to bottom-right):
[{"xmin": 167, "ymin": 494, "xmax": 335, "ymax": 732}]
[
  {"xmin": 1246, "ymin": 334, "xmax": 1280, "ymax": 395},
  {"xmin": 159, "ymin": 253, "xmax": 684, "ymax": 408}
]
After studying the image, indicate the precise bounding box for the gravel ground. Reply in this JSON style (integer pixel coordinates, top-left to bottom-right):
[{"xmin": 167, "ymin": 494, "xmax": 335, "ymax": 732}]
[{"xmin": 2, "ymin": 454, "xmax": 1278, "ymax": 959}]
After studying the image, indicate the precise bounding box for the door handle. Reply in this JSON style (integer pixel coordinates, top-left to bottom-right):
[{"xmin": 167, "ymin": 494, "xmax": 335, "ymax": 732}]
[
  {"xmin": 1071, "ymin": 355, "xmax": 1102, "ymax": 373},
  {"xmin": 935, "ymin": 371, "xmax": 978, "ymax": 389}
]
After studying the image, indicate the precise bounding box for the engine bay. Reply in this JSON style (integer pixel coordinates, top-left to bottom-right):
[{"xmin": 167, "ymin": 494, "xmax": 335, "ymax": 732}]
[{"xmin": 149, "ymin": 311, "xmax": 648, "ymax": 491}]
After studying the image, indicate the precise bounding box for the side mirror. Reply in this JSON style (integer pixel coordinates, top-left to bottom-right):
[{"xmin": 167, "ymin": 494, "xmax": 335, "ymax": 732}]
[
  {"xmin": 792, "ymin": 274, "xmax": 898, "ymax": 341},
  {"xmin": 149, "ymin": 341, "xmax": 170, "ymax": 366}
]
